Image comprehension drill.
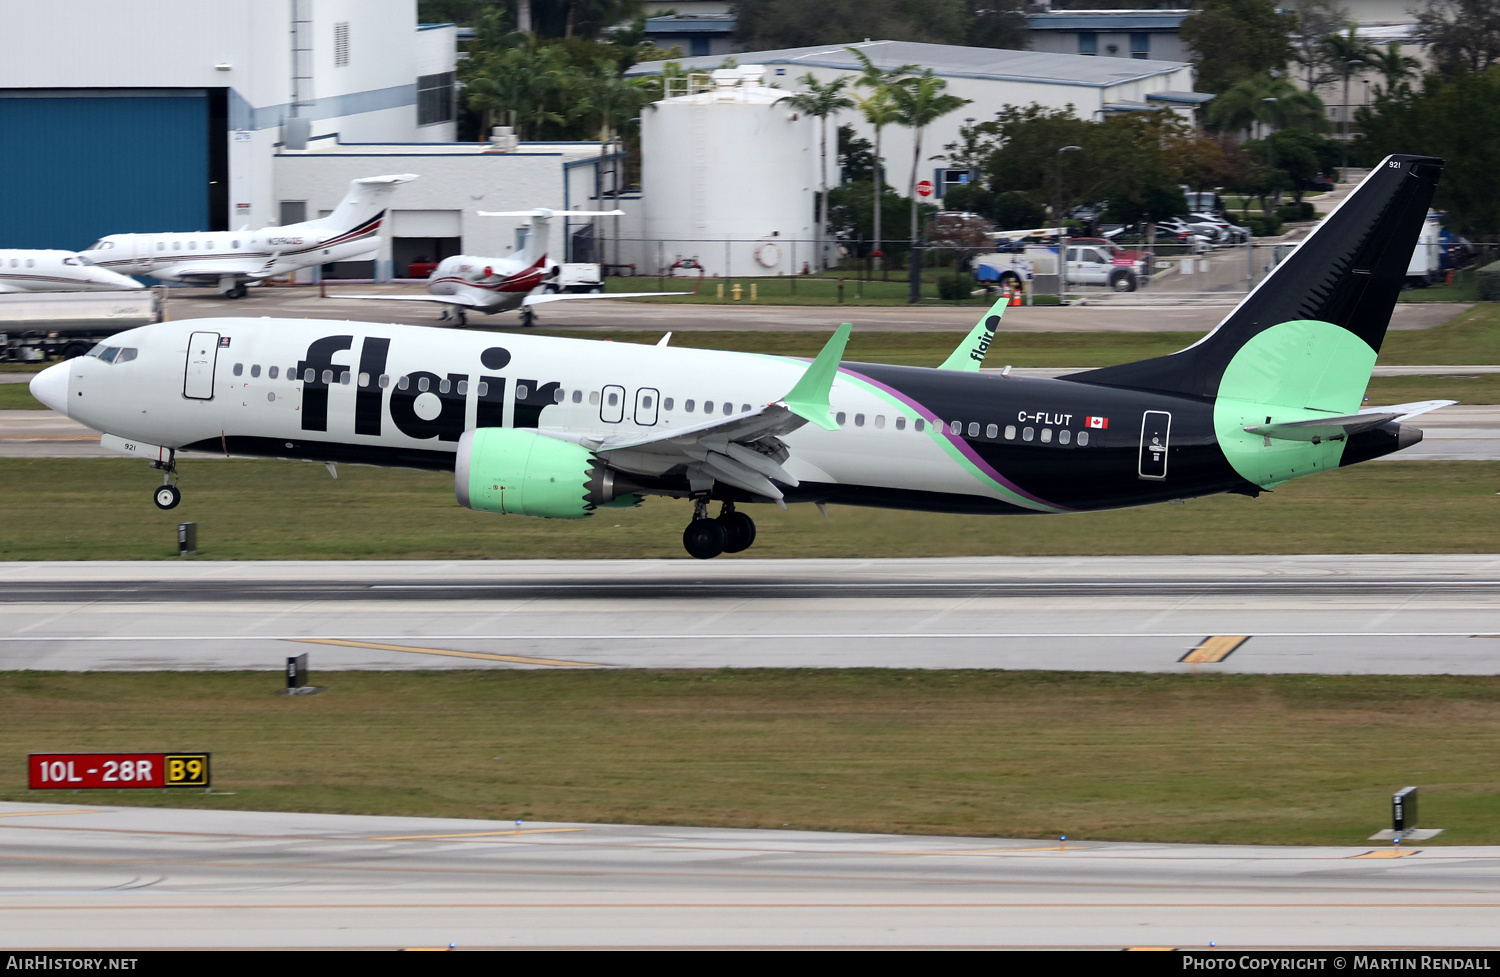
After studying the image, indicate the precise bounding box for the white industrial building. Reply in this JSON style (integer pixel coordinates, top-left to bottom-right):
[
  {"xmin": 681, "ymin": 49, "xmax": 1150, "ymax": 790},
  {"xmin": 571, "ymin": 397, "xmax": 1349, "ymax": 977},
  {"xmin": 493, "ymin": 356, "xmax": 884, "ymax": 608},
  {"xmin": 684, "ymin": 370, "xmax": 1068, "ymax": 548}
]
[{"xmin": 628, "ymin": 40, "xmax": 1210, "ymax": 203}]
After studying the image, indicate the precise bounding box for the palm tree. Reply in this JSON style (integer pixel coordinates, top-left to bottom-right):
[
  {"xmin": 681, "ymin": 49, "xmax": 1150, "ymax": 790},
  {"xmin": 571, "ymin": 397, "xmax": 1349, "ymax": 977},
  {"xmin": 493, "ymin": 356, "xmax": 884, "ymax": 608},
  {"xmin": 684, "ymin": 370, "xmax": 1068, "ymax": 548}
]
[
  {"xmin": 1322, "ymin": 27, "xmax": 1379, "ymax": 164},
  {"xmin": 1368, "ymin": 41, "xmax": 1421, "ymax": 95},
  {"xmin": 572, "ymin": 59, "xmax": 652, "ymax": 269},
  {"xmin": 785, "ymin": 74, "xmax": 855, "ymax": 271},
  {"xmin": 1206, "ymin": 74, "xmax": 1327, "ymax": 136},
  {"xmin": 849, "ymin": 47, "xmax": 917, "ymax": 274},
  {"xmin": 889, "ymin": 69, "xmax": 970, "ymax": 295},
  {"xmin": 465, "ymin": 41, "xmax": 570, "ymax": 140}
]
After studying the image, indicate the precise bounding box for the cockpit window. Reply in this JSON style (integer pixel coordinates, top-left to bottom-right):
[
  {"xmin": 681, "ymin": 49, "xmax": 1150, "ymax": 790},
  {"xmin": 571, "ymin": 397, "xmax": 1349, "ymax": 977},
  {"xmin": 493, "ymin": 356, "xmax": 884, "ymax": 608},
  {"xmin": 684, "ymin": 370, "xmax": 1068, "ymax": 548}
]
[
  {"xmin": 76, "ymin": 255, "xmax": 94, "ymax": 266},
  {"xmin": 86, "ymin": 240, "xmax": 113, "ymax": 250},
  {"xmin": 115, "ymin": 348, "xmax": 137, "ymax": 363},
  {"xmin": 85, "ymin": 344, "xmax": 105, "ymax": 358},
  {"xmin": 98, "ymin": 347, "xmax": 120, "ymax": 364},
  {"xmin": 88, "ymin": 346, "xmax": 137, "ymax": 364},
  {"xmin": 62, "ymin": 257, "xmax": 77, "ymax": 266}
]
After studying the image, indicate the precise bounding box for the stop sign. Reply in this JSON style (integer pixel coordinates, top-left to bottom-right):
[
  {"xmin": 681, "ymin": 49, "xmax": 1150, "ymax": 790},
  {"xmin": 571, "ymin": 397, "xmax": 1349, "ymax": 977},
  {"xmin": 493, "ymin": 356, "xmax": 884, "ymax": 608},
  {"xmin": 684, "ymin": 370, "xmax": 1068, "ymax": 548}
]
[{"xmin": 916, "ymin": 179, "xmax": 934, "ymax": 198}]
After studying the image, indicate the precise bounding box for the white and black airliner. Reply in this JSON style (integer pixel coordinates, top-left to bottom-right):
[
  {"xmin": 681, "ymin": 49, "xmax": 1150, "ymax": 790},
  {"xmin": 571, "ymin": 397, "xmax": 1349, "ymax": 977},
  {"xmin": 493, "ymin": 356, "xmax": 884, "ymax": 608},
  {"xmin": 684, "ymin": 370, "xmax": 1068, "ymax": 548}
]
[{"xmin": 31, "ymin": 156, "xmax": 1452, "ymax": 558}]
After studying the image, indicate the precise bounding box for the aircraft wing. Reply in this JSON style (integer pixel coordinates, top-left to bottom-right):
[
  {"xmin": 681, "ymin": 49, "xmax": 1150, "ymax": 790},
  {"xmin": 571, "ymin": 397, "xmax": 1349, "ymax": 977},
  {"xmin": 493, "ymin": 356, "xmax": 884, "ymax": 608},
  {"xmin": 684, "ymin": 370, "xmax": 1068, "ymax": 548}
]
[
  {"xmin": 579, "ymin": 325, "xmax": 851, "ymax": 503},
  {"xmin": 170, "ymin": 263, "xmax": 271, "ymax": 281},
  {"xmin": 1244, "ymin": 400, "xmax": 1455, "ymax": 442},
  {"xmin": 521, "ymin": 291, "xmax": 690, "ymax": 307},
  {"xmin": 333, "ymin": 293, "xmax": 490, "ymax": 308}
]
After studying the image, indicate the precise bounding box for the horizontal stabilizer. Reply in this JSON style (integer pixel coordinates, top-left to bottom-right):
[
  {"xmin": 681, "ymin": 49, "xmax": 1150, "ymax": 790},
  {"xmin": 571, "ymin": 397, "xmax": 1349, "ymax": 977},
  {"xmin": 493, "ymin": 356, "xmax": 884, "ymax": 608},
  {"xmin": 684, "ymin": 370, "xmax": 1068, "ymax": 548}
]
[
  {"xmin": 521, "ymin": 290, "xmax": 688, "ymax": 307},
  {"xmin": 333, "ymin": 293, "xmax": 488, "ymax": 308},
  {"xmin": 1245, "ymin": 401, "xmax": 1453, "ymax": 442}
]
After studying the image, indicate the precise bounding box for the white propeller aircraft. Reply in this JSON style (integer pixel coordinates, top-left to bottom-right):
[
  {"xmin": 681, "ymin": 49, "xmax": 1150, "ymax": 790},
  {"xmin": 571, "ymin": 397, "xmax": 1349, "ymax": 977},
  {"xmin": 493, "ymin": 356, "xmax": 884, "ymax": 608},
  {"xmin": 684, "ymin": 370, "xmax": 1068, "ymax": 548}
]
[
  {"xmin": 0, "ymin": 250, "xmax": 143, "ymax": 293},
  {"xmin": 341, "ymin": 208, "xmax": 678, "ymax": 326},
  {"xmin": 27, "ymin": 156, "xmax": 1453, "ymax": 560},
  {"xmin": 80, "ymin": 174, "xmax": 417, "ymax": 298}
]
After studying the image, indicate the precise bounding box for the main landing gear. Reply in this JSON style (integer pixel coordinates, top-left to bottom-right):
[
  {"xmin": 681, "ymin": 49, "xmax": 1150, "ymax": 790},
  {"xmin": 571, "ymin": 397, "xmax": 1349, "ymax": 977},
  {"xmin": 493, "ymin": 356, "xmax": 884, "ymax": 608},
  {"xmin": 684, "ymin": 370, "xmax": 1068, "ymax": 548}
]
[
  {"xmin": 520, "ymin": 307, "xmax": 536, "ymax": 328},
  {"xmin": 151, "ymin": 459, "xmax": 181, "ymax": 510},
  {"xmin": 440, "ymin": 307, "xmax": 468, "ymax": 326},
  {"xmin": 219, "ymin": 283, "xmax": 248, "ymax": 299},
  {"xmin": 682, "ymin": 500, "xmax": 757, "ymax": 560}
]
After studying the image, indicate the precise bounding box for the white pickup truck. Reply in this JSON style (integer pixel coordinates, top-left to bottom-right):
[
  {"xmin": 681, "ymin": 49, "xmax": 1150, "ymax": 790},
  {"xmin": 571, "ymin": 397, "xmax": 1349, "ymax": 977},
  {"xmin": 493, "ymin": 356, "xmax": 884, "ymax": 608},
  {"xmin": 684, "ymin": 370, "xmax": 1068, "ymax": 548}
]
[
  {"xmin": 543, "ymin": 263, "xmax": 604, "ymax": 294},
  {"xmin": 973, "ymin": 243, "xmax": 1147, "ymax": 293}
]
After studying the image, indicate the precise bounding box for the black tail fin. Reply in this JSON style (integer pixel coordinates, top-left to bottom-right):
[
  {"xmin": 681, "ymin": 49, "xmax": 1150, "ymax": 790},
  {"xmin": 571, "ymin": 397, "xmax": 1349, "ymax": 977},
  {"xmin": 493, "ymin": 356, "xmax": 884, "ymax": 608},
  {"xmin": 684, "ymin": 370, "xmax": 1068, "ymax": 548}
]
[{"xmin": 1068, "ymin": 155, "xmax": 1443, "ymax": 399}]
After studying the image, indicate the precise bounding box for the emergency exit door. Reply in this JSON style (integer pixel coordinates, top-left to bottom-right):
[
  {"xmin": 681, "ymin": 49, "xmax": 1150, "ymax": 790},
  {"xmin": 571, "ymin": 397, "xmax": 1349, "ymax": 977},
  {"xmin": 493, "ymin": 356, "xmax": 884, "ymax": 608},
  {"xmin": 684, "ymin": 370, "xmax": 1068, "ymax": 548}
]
[
  {"xmin": 1138, "ymin": 410, "xmax": 1171, "ymax": 480},
  {"xmin": 183, "ymin": 331, "xmax": 220, "ymax": 400}
]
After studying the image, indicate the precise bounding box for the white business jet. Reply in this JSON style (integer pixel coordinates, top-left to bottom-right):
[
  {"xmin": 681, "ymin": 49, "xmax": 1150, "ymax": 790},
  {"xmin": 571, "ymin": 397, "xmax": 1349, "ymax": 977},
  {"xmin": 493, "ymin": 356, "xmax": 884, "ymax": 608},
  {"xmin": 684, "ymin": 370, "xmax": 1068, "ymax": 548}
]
[
  {"xmin": 80, "ymin": 175, "xmax": 417, "ymax": 298},
  {"xmin": 343, "ymin": 208, "xmax": 676, "ymax": 327},
  {"xmin": 0, "ymin": 250, "xmax": 143, "ymax": 293}
]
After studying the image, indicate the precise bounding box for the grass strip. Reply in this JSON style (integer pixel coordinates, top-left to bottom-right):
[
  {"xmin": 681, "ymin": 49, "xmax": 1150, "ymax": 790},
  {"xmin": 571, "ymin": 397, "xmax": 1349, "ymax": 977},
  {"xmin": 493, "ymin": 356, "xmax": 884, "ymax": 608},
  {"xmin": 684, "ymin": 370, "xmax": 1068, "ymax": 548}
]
[
  {"xmin": 0, "ymin": 459, "xmax": 1493, "ymax": 561},
  {"xmin": 4, "ymin": 669, "xmax": 1498, "ymax": 846}
]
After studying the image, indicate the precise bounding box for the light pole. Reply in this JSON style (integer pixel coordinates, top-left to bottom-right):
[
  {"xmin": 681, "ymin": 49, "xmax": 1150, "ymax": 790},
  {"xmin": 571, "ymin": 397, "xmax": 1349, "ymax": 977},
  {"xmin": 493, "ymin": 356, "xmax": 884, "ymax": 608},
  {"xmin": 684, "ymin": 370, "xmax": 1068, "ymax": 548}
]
[
  {"xmin": 1261, "ymin": 98, "xmax": 1279, "ymax": 215},
  {"xmin": 1342, "ymin": 59, "xmax": 1365, "ymax": 176},
  {"xmin": 1055, "ymin": 145, "xmax": 1081, "ymax": 297}
]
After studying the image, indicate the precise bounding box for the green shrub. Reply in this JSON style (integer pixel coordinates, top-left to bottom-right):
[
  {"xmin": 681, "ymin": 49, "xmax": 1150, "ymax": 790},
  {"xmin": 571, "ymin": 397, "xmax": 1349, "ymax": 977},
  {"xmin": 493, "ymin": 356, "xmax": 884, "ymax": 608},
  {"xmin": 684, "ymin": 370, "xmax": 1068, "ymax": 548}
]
[
  {"xmin": 937, "ymin": 275, "xmax": 972, "ymax": 300},
  {"xmin": 1275, "ymin": 202, "xmax": 1315, "ymax": 222},
  {"xmin": 1476, "ymin": 261, "xmax": 1500, "ymax": 301},
  {"xmin": 1245, "ymin": 216, "xmax": 1284, "ymax": 237}
]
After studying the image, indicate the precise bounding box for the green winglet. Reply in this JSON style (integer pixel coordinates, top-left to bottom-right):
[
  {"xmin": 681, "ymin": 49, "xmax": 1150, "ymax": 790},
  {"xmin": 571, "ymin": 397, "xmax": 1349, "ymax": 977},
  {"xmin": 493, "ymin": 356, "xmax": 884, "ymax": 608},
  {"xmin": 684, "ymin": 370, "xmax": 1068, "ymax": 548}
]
[
  {"xmin": 938, "ymin": 294, "xmax": 1008, "ymax": 371},
  {"xmin": 781, "ymin": 322, "xmax": 851, "ymax": 431}
]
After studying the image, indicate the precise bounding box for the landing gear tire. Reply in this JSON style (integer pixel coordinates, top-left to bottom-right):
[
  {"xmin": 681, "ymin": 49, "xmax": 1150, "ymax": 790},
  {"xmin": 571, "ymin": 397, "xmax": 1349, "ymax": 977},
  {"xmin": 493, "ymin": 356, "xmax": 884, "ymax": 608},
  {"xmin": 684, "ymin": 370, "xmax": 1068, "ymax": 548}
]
[
  {"xmin": 717, "ymin": 511, "xmax": 756, "ymax": 553},
  {"xmin": 153, "ymin": 484, "xmax": 181, "ymax": 510},
  {"xmin": 455, "ymin": 308, "xmax": 468, "ymax": 326},
  {"xmin": 682, "ymin": 518, "xmax": 726, "ymax": 560},
  {"xmin": 520, "ymin": 307, "xmax": 536, "ymax": 328},
  {"xmin": 226, "ymin": 283, "xmax": 248, "ymax": 299}
]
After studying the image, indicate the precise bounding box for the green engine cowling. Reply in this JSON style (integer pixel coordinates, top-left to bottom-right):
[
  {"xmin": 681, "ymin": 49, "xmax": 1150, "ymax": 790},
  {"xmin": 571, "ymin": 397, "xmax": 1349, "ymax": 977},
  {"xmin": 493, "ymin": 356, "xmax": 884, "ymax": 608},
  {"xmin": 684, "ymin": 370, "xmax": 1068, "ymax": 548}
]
[{"xmin": 456, "ymin": 428, "xmax": 640, "ymax": 518}]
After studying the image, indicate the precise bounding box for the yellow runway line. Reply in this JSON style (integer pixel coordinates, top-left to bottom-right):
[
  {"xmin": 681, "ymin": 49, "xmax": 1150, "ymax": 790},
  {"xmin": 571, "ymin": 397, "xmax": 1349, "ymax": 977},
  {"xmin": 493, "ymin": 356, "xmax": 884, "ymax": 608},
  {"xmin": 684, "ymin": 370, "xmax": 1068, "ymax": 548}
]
[
  {"xmin": 1353, "ymin": 849, "xmax": 1421, "ymax": 858},
  {"xmin": 367, "ymin": 828, "xmax": 589, "ymax": 841},
  {"xmin": 888, "ymin": 845, "xmax": 1081, "ymax": 856},
  {"xmin": 289, "ymin": 637, "xmax": 605, "ymax": 668},
  {"xmin": 0, "ymin": 810, "xmax": 99, "ymax": 819},
  {"xmin": 1180, "ymin": 635, "xmax": 1249, "ymax": 664}
]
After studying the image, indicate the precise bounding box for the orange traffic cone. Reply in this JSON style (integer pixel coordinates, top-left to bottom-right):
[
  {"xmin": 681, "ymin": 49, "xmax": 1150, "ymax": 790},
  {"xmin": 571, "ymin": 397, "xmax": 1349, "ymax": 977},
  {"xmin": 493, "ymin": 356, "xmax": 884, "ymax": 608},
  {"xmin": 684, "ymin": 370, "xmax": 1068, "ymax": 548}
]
[
  {"xmin": 1009, "ymin": 283, "xmax": 1023, "ymax": 306},
  {"xmin": 1000, "ymin": 283, "xmax": 1012, "ymax": 304}
]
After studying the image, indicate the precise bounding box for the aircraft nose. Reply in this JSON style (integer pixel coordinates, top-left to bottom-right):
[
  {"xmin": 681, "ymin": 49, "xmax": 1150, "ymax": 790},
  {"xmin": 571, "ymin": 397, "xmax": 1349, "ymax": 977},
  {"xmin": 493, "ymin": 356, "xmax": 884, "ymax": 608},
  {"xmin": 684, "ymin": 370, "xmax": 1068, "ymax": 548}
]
[{"xmin": 29, "ymin": 362, "xmax": 70, "ymax": 415}]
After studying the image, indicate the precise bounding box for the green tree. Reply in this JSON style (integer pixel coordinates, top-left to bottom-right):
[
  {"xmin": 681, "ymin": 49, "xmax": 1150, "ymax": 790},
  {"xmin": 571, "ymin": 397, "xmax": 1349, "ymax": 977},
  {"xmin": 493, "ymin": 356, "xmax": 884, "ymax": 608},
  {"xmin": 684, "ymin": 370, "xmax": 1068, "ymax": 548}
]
[
  {"xmin": 837, "ymin": 124, "xmax": 876, "ymax": 183},
  {"xmin": 1367, "ymin": 42, "xmax": 1422, "ymax": 95},
  {"xmin": 1413, "ymin": 0, "xmax": 1500, "ymax": 77},
  {"xmin": 850, "ymin": 48, "xmax": 918, "ymax": 273},
  {"xmin": 464, "ymin": 36, "xmax": 572, "ymax": 139},
  {"xmin": 1287, "ymin": 0, "xmax": 1352, "ymax": 90},
  {"xmin": 890, "ymin": 69, "xmax": 971, "ymax": 277},
  {"xmin": 786, "ymin": 75, "xmax": 856, "ymax": 270},
  {"xmin": 1179, "ymin": 0, "xmax": 1297, "ymax": 93},
  {"xmin": 826, "ymin": 182, "xmax": 936, "ymax": 264},
  {"xmin": 1205, "ymin": 74, "xmax": 1328, "ymax": 135},
  {"xmin": 1356, "ymin": 67, "xmax": 1500, "ymax": 234}
]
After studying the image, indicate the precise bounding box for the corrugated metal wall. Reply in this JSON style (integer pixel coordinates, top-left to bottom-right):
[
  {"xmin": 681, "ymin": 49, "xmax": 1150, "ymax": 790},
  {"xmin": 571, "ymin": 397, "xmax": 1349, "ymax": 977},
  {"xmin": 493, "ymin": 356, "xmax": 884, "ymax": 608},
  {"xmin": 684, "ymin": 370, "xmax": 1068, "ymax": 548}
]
[{"xmin": 0, "ymin": 92, "xmax": 208, "ymax": 250}]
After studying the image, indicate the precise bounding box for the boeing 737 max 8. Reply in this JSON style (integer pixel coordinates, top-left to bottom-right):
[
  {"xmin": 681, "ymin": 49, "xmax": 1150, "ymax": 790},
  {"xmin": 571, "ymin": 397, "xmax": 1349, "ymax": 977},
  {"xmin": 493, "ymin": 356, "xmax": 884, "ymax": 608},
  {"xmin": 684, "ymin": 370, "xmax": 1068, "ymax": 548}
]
[{"xmin": 30, "ymin": 156, "xmax": 1451, "ymax": 558}]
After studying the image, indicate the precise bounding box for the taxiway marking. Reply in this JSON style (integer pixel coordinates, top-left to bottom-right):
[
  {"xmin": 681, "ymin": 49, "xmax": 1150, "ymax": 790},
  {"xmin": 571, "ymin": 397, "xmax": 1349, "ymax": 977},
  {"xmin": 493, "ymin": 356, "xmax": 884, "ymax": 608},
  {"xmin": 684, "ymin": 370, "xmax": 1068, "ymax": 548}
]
[
  {"xmin": 366, "ymin": 828, "xmax": 589, "ymax": 841},
  {"xmin": 1180, "ymin": 635, "xmax": 1250, "ymax": 664},
  {"xmin": 287, "ymin": 637, "xmax": 605, "ymax": 668}
]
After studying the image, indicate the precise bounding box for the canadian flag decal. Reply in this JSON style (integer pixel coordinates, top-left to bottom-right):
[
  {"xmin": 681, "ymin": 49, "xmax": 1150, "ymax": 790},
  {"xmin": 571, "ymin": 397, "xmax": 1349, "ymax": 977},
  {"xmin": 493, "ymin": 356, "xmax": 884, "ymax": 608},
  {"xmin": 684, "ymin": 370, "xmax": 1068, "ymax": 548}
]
[{"xmin": 1086, "ymin": 416, "xmax": 1109, "ymax": 429}]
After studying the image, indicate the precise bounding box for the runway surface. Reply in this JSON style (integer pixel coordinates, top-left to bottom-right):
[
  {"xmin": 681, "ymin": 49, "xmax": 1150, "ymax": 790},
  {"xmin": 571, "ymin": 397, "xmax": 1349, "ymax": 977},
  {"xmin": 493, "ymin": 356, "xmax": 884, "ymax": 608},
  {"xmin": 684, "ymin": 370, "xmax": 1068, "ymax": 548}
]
[
  {"xmin": 5, "ymin": 400, "xmax": 1497, "ymax": 460},
  {"xmin": 1, "ymin": 556, "xmax": 1497, "ymax": 674},
  {"xmin": 152, "ymin": 285, "xmax": 1467, "ymax": 333},
  {"xmin": 0, "ymin": 801, "xmax": 1495, "ymax": 948}
]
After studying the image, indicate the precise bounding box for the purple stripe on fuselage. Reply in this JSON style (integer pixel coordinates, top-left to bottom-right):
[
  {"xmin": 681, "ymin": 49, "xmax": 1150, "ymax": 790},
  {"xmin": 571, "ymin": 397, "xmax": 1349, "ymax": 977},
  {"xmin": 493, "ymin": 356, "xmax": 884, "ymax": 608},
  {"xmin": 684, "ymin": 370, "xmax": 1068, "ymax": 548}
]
[{"xmin": 837, "ymin": 365, "xmax": 1072, "ymax": 511}]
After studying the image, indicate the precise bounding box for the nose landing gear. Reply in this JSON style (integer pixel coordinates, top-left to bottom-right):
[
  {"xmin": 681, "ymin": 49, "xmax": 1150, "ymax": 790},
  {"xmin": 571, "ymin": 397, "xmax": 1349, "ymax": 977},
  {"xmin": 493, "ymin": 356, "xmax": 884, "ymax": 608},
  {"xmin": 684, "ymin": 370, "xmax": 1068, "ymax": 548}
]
[
  {"xmin": 682, "ymin": 500, "xmax": 757, "ymax": 559},
  {"xmin": 150, "ymin": 458, "xmax": 181, "ymax": 510}
]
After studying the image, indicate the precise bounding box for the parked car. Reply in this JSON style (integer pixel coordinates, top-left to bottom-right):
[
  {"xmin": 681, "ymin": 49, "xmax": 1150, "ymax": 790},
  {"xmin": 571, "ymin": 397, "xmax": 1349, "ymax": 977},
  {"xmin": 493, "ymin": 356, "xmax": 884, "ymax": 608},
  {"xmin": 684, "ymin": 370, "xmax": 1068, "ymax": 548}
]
[
  {"xmin": 1152, "ymin": 218, "xmax": 1214, "ymax": 252},
  {"xmin": 1069, "ymin": 236, "xmax": 1155, "ymax": 276},
  {"xmin": 1302, "ymin": 173, "xmax": 1336, "ymax": 193},
  {"xmin": 1187, "ymin": 212, "xmax": 1251, "ymax": 244}
]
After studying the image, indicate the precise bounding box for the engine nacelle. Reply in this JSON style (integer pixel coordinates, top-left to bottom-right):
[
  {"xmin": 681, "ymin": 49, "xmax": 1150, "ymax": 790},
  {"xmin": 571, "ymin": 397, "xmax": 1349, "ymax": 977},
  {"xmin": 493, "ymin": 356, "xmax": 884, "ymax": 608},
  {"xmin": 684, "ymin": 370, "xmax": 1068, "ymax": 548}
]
[{"xmin": 455, "ymin": 428, "xmax": 640, "ymax": 518}]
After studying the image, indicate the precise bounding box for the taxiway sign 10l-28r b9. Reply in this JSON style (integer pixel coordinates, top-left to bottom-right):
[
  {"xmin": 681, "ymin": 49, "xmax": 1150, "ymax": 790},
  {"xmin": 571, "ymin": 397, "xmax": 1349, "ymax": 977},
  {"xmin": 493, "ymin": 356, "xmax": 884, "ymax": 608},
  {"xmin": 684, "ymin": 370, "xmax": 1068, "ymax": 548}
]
[{"xmin": 31, "ymin": 156, "xmax": 1451, "ymax": 558}]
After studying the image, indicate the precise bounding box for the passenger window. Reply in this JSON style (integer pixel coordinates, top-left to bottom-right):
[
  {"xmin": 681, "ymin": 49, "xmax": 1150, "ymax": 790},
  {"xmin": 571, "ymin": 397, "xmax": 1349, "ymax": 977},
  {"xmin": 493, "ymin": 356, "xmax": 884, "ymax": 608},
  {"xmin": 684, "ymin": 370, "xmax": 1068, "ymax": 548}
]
[
  {"xmin": 233, "ymin": 363, "xmax": 243, "ymax": 376},
  {"xmin": 606, "ymin": 391, "xmax": 618, "ymax": 407},
  {"xmin": 516, "ymin": 384, "xmax": 529, "ymax": 399},
  {"xmin": 684, "ymin": 399, "xmax": 695, "ymax": 412},
  {"xmin": 1023, "ymin": 427, "xmax": 1035, "ymax": 441},
  {"xmin": 321, "ymin": 370, "xmax": 333, "ymax": 384},
  {"xmin": 269, "ymin": 366, "xmax": 279, "ymax": 379},
  {"xmin": 553, "ymin": 387, "xmax": 564, "ymax": 403},
  {"xmin": 1041, "ymin": 428, "xmax": 1053, "ymax": 443},
  {"xmin": 854, "ymin": 413, "xmax": 865, "ymax": 427},
  {"xmin": 207, "ymin": 241, "xmax": 214, "ymax": 249},
  {"xmin": 1078, "ymin": 430, "xmax": 1090, "ymax": 446},
  {"xmin": 357, "ymin": 372, "xmax": 368, "ymax": 387},
  {"xmin": 438, "ymin": 378, "xmax": 450, "ymax": 394},
  {"xmin": 417, "ymin": 377, "xmax": 429, "ymax": 392},
  {"xmin": 458, "ymin": 380, "xmax": 469, "ymax": 395},
  {"xmin": 741, "ymin": 404, "xmax": 750, "ymax": 413},
  {"xmin": 1004, "ymin": 425, "xmax": 1016, "ymax": 440},
  {"xmin": 895, "ymin": 417, "xmax": 905, "ymax": 430},
  {"xmin": 986, "ymin": 423, "xmax": 998, "ymax": 439},
  {"xmin": 251, "ymin": 364, "xmax": 261, "ymax": 378},
  {"xmin": 232, "ymin": 240, "xmax": 240, "ymax": 248},
  {"xmin": 642, "ymin": 395, "xmax": 653, "ymax": 409},
  {"xmin": 157, "ymin": 243, "xmax": 164, "ymax": 251},
  {"xmin": 837, "ymin": 411, "xmax": 847, "ymax": 426},
  {"xmin": 723, "ymin": 402, "xmax": 733, "ymax": 415},
  {"xmin": 115, "ymin": 348, "xmax": 137, "ymax": 363},
  {"xmin": 1059, "ymin": 429, "xmax": 1071, "ymax": 444},
  {"xmin": 341, "ymin": 371, "xmax": 351, "ymax": 385},
  {"xmin": 589, "ymin": 390, "xmax": 600, "ymax": 405},
  {"xmin": 967, "ymin": 422, "xmax": 979, "ymax": 437},
  {"xmin": 914, "ymin": 419, "xmax": 925, "ymax": 432},
  {"xmin": 398, "ymin": 376, "xmax": 409, "ymax": 390},
  {"xmin": 189, "ymin": 241, "xmax": 197, "ymax": 250},
  {"xmin": 476, "ymin": 381, "xmax": 488, "ymax": 396},
  {"xmin": 874, "ymin": 415, "xmax": 885, "ymax": 429},
  {"xmin": 663, "ymin": 398, "xmax": 674, "ymax": 411},
  {"xmin": 571, "ymin": 390, "xmax": 582, "ymax": 403},
  {"xmin": 172, "ymin": 241, "xmax": 180, "ymax": 250},
  {"xmin": 26, "ymin": 259, "xmax": 34, "ymax": 267}
]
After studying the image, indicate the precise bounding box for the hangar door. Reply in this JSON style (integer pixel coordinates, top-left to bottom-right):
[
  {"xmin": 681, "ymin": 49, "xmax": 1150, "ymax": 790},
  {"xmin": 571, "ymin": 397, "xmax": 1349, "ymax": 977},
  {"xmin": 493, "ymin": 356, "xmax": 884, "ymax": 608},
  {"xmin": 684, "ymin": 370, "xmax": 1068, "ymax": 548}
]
[
  {"xmin": 0, "ymin": 90, "xmax": 224, "ymax": 251},
  {"xmin": 391, "ymin": 210, "xmax": 462, "ymax": 278}
]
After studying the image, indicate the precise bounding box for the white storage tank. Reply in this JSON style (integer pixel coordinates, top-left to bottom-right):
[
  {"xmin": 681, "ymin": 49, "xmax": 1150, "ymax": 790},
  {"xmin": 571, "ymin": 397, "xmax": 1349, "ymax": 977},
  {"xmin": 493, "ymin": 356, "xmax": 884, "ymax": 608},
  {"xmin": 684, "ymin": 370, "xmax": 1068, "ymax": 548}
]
[{"xmin": 642, "ymin": 66, "xmax": 817, "ymax": 277}]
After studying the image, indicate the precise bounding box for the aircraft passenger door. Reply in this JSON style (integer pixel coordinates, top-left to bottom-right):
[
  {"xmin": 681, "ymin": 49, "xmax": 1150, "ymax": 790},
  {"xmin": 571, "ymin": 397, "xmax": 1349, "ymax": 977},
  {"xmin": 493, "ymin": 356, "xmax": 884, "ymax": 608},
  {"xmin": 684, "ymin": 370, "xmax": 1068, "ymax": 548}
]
[
  {"xmin": 1138, "ymin": 410, "xmax": 1171, "ymax": 480},
  {"xmin": 634, "ymin": 387, "xmax": 659, "ymax": 426},
  {"xmin": 600, "ymin": 384, "xmax": 625, "ymax": 423},
  {"xmin": 183, "ymin": 331, "xmax": 220, "ymax": 400}
]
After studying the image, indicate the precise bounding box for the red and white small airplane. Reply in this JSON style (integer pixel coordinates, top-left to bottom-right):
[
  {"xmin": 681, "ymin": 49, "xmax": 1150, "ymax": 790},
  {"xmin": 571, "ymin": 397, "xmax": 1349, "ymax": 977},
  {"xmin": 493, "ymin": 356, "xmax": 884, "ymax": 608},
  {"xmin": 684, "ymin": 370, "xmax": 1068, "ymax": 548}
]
[
  {"xmin": 0, "ymin": 250, "xmax": 144, "ymax": 293},
  {"xmin": 344, "ymin": 208, "xmax": 678, "ymax": 326}
]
